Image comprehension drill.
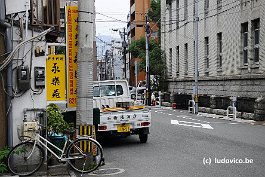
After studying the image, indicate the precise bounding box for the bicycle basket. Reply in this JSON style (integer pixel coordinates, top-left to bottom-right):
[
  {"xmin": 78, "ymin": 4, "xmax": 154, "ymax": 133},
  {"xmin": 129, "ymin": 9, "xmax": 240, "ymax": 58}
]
[{"xmin": 17, "ymin": 121, "xmax": 39, "ymax": 141}]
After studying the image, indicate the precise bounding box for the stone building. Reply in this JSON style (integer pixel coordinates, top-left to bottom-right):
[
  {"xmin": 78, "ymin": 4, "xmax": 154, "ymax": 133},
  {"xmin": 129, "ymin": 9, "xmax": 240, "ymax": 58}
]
[{"xmin": 161, "ymin": 0, "xmax": 265, "ymax": 120}]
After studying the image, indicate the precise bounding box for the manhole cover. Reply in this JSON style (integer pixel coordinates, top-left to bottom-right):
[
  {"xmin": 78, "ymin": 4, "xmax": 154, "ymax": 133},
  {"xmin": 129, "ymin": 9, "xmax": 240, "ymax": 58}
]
[{"xmin": 91, "ymin": 168, "xmax": 125, "ymax": 176}]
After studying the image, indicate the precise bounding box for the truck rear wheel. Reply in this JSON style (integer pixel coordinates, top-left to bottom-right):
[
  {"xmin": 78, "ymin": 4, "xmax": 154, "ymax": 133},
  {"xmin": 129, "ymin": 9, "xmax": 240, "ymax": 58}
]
[{"xmin": 139, "ymin": 133, "xmax": 148, "ymax": 143}]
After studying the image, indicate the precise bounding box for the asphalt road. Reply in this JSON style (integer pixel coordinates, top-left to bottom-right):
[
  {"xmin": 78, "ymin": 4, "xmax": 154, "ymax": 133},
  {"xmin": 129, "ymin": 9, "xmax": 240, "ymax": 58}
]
[{"xmin": 78, "ymin": 107, "xmax": 265, "ymax": 177}]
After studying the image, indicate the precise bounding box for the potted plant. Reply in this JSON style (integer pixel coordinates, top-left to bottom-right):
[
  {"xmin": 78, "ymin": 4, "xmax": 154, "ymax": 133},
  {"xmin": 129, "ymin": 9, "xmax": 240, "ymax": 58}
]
[
  {"xmin": 46, "ymin": 103, "xmax": 70, "ymax": 133},
  {"xmin": 46, "ymin": 103, "xmax": 71, "ymax": 165}
]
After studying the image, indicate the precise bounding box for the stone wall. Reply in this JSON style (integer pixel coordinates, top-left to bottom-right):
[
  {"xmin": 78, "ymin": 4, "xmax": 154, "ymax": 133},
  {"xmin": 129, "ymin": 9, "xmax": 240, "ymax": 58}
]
[
  {"xmin": 168, "ymin": 76, "xmax": 265, "ymax": 121},
  {"xmin": 168, "ymin": 75, "xmax": 265, "ymax": 98},
  {"xmin": 254, "ymin": 96, "xmax": 265, "ymax": 121}
]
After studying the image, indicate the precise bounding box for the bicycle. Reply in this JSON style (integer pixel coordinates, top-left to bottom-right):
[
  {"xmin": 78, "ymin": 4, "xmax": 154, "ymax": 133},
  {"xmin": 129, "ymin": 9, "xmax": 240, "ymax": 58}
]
[{"xmin": 7, "ymin": 122, "xmax": 104, "ymax": 176}]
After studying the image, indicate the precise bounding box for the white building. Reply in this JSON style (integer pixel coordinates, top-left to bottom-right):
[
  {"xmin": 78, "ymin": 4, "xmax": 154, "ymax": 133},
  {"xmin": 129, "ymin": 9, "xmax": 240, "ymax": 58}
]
[
  {"xmin": 112, "ymin": 40, "xmax": 124, "ymax": 80},
  {"xmin": 161, "ymin": 0, "xmax": 265, "ymax": 120}
]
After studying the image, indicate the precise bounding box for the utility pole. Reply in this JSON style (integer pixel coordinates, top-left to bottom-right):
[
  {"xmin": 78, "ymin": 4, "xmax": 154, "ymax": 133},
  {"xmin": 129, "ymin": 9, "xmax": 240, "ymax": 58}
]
[
  {"xmin": 145, "ymin": 15, "xmax": 151, "ymax": 106},
  {"xmin": 77, "ymin": 0, "xmax": 94, "ymax": 125},
  {"xmin": 104, "ymin": 50, "xmax": 108, "ymax": 80},
  {"xmin": 135, "ymin": 61, "xmax": 138, "ymax": 101},
  {"xmin": 194, "ymin": 0, "xmax": 199, "ymax": 114},
  {"xmin": 122, "ymin": 27, "xmax": 127, "ymax": 79}
]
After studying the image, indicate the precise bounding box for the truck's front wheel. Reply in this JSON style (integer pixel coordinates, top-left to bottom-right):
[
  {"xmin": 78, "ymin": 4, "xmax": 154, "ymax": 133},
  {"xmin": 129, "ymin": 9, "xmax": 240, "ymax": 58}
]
[{"xmin": 139, "ymin": 133, "xmax": 148, "ymax": 143}]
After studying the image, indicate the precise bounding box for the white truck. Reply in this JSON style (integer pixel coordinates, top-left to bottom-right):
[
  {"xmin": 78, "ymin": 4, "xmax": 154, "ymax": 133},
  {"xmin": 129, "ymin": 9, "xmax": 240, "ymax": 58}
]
[{"xmin": 93, "ymin": 80, "xmax": 151, "ymax": 143}]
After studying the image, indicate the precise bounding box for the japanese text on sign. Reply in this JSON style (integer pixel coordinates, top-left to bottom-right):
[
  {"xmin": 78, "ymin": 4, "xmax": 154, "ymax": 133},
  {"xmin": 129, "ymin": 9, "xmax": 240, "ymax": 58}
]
[
  {"xmin": 66, "ymin": 5, "xmax": 78, "ymax": 107},
  {"xmin": 46, "ymin": 55, "xmax": 66, "ymax": 101}
]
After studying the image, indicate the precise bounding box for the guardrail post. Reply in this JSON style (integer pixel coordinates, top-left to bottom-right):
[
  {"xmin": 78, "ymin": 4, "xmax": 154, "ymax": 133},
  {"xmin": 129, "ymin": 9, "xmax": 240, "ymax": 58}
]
[
  {"xmin": 159, "ymin": 91, "xmax": 162, "ymax": 107},
  {"xmin": 188, "ymin": 100, "xmax": 195, "ymax": 114},
  {"xmin": 227, "ymin": 106, "xmax": 237, "ymax": 120}
]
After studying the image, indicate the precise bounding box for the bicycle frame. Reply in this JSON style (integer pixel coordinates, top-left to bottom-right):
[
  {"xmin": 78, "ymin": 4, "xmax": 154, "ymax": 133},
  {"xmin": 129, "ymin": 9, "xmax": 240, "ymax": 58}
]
[
  {"xmin": 28, "ymin": 133, "xmax": 90, "ymax": 162},
  {"xmin": 35, "ymin": 133, "xmax": 69, "ymax": 161},
  {"xmin": 28, "ymin": 133, "xmax": 68, "ymax": 161}
]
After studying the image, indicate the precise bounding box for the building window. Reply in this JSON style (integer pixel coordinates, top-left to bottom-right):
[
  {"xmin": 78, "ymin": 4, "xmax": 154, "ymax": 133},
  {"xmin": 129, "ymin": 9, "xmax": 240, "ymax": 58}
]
[
  {"xmin": 184, "ymin": 0, "xmax": 188, "ymax": 21},
  {"xmin": 252, "ymin": 18, "xmax": 260, "ymax": 63},
  {"xmin": 169, "ymin": 3, "xmax": 172, "ymax": 31},
  {"xmin": 184, "ymin": 43, "xmax": 188, "ymax": 74},
  {"xmin": 60, "ymin": 8, "xmax": 65, "ymax": 20},
  {"xmin": 241, "ymin": 22, "xmax": 248, "ymax": 64},
  {"xmin": 217, "ymin": 33, "xmax": 222, "ymax": 68},
  {"xmin": 193, "ymin": 0, "xmax": 195, "ymax": 17},
  {"xmin": 31, "ymin": 0, "xmax": 60, "ymax": 27},
  {"xmin": 217, "ymin": 0, "xmax": 222, "ymax": 10},
  {"xmin": 169, "ymin": 48, "xmax": 172, "ymax": 76},
  {"xmin": 205, "ymin": 37, "xmax": 209, "ymax": 70},
  {"xmin": 204, "ymin": 0, "xmax": 209, "ymax": 16},
  {"xmin": 176, "ymin": 46, "xmax": 179, "ymax": 74},
  {"xmin": 176, "ymin": 0, "xmax": 179, "ymax": 29}
]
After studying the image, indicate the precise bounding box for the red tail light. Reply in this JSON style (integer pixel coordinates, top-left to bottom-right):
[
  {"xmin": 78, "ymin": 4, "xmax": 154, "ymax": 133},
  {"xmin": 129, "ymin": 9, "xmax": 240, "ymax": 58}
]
[
  {"xmin": 141, "ymin": 122, "xmax": 150, "ymax": 127},
  {"xmin": 98, "ymin": 125, "xmax": 107, "ymax": 131}
]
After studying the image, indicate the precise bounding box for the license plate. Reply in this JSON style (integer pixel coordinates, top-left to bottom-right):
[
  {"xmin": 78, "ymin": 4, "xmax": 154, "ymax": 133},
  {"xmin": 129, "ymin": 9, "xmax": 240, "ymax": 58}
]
[{"xmin": 117, "ymin": 124, "xmax": 130, "ymax": 132}]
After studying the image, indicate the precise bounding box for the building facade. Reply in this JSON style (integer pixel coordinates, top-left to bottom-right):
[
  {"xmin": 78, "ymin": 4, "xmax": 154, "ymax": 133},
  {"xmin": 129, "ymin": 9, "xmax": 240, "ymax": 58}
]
[
  {"xmin": 161, "ymin": 0, "xmax": 265, "ymax": 120},
  {"xmin": 128, "ymin": 0, "xmax": 151, "ymax": 86},
  {"xmin": 0, "ymin": 0, "xmax": 97, "ymax": 147}
]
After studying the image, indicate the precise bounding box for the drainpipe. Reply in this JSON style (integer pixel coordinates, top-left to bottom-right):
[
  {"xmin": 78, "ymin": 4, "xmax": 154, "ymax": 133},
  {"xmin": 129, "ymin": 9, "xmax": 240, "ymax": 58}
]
[
  {"xmin": 25, "ymin": 0, "xmax": 30, "ymax": 39},
  {"xmin": 1, "ymin": 22, "xmax": 13, "ymax": 147}
]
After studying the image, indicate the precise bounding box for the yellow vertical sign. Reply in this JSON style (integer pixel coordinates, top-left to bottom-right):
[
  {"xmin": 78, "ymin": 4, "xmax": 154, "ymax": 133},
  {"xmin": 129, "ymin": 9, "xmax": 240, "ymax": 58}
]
[
  {"xmin": 46, "ymin": 55, "xmax": 66, "ymax": 101},
  {"xmin": 66, "ymin": 6, "xmax": 78, "ymax": 107}
]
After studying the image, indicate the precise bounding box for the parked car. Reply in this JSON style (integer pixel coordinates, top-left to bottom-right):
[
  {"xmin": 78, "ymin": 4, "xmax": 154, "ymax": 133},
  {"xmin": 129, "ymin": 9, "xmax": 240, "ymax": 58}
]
[{"xmin": 130, "ymin": 87, "xmax": 146, "ymax": 105}]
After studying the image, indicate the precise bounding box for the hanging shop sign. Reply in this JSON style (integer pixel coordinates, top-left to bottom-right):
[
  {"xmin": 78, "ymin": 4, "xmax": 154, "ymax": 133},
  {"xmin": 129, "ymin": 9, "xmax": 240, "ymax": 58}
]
[
  {"xmin": 46, "ymin": 54, "xmax": 66, "ymax": 101},
  {"xmin": 66, "ymin": 5, "xmax": 78, "ymax": 108}
]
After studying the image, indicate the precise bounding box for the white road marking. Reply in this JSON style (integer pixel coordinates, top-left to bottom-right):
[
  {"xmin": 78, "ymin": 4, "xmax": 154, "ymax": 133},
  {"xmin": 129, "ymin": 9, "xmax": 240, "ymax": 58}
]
[
  {"xmin": 229, "ymin": 122, "xmax": 240, "ymax": 125},
  {"xmin": 171, "ymin": 120, "xmax": 214, "ymax": 129}
]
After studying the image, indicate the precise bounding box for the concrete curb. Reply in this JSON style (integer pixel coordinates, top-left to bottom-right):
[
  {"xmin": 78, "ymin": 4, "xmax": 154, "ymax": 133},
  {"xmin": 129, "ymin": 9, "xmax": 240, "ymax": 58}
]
[
  {"xmin": 198, "ymin": 112, "xmax": 257, "ymax": 124},
  {"xmin": 158, "ymin": 106, "xmax": 264, "ymax": 126}
]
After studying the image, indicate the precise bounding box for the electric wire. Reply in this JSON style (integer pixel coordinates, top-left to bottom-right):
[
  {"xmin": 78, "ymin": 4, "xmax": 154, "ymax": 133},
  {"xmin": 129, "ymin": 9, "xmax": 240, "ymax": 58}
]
[
  {"xmin": 5, "ymin": 99, "xmax": 12, "ymax": 117},
  {"xmin": 0, "ymin": 27, "xmax": 54, "ymax": 72},
  {"xmin": 96, "ymin": 12, "xmax": 127, "ymax": 23}
]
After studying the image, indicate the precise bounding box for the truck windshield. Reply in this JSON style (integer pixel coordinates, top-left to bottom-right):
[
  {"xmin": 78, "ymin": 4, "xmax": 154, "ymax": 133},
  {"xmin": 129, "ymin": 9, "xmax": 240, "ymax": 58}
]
[{"xmin": 93, "ymin": 85, "xmax": 123, "ymax": 97}]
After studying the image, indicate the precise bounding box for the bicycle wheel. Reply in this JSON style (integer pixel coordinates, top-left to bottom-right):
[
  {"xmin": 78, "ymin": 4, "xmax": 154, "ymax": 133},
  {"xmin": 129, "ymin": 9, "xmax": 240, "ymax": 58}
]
[
  {"xmin": 66, "ymin": 138, "xmax": 103, "ymax": 173},
  {"xmin": 7, "ymin": 141, "xmax": 44, "ymax": 176}
]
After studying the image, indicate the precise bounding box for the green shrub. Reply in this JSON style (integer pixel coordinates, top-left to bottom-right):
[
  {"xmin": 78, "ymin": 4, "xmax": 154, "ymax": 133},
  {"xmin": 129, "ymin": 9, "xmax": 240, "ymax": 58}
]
[
  {"xmin": 46, "ymin": 103, "xmax": 70, "ymax": 134},
  {"xmin": 0, "ymin": 147, "xmax": 10, "ymax": 173}
]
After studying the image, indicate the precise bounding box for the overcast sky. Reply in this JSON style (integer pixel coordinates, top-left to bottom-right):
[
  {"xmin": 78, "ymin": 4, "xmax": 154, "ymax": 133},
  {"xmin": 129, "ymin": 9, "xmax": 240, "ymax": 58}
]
[{"xmin": 95, "ymin": 0, "xmax": 130, "ymax": 38}]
